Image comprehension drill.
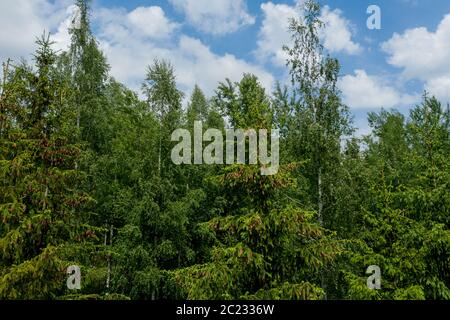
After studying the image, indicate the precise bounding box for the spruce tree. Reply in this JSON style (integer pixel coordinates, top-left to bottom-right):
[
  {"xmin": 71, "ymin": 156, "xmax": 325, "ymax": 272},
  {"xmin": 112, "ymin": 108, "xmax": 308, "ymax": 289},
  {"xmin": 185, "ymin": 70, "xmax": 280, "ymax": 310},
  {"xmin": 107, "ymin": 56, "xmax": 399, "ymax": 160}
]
[
  {"xmin": 172, "ymin": 75, "xmax": 343, "ymax": 299},
  {"xmin": 0, "ymin": 35, "xmax": 96, "ymax": 299}
]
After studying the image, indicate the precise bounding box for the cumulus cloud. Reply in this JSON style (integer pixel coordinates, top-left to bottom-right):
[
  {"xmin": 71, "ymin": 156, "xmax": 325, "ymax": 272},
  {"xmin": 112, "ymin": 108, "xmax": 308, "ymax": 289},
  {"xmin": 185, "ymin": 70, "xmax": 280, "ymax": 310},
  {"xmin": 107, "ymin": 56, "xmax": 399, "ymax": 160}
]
[
  {"xmin": 95, "ymin": 6, "xmax": 273, "ymax": 96},
  {"xmin": 382, "ymin": 14, "xmax": 450, "ymax": 102},
  {"xmin": 425, "ymin": 76, "xmax": 450, "ymax": 103},
  {"xmin": 127, "ymin": 6, "xmax": 180, "ymax": 39},
  {"xmin": 176, "ymin": 36, "xmax": 274, "ymax": 94},
  {"xmin": 169, "ymin": 0, "xmax": 255, "ymax": 36},
  {"xmin": 95, "ymin": 6, "xmax": 179, "ymax": 44},
  {"xmin": 256, "ymin": 2, "xmax": 362, "ymax": 67},
  {"xmin": 51, "ymin": 5, "xmax": 79, "ymax": 52},
  {"xmin": 0, "ymin": 0, "xmax": 273, "ymax": 99},
  {"xmin": 339, "ymin": 70, "xmax": 418, "ymax": 109},
  {"xmin": 320, "ymin": 6, "xmax": 362, "ymax": 55},
  {"xmin": 382, "ymin": 14, "xmax": 450, "ymax": 80},
  {"xmin": 0, "ymin": 0, "xmax": 71, "ymax": 62},
  {"xmin": 256, "ymin": 2, "xmax": 293, "ymax": 67}
]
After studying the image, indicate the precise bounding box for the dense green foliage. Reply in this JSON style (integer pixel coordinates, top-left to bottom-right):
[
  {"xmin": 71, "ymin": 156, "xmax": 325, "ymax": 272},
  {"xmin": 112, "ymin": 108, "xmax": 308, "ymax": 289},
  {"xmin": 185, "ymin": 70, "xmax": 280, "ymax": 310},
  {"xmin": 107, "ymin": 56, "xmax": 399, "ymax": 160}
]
[{"xmin": 0, "ymin": 0, "xmax": 448, "ymax": 300}]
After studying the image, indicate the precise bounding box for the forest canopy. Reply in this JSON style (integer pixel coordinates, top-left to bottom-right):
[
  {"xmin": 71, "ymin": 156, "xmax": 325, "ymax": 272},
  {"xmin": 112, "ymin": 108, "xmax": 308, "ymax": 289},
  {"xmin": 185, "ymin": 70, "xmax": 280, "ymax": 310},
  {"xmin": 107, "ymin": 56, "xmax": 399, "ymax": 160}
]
[{"xmin": 0, "ymin": 0, "xmax": 449, "ymax": 300}]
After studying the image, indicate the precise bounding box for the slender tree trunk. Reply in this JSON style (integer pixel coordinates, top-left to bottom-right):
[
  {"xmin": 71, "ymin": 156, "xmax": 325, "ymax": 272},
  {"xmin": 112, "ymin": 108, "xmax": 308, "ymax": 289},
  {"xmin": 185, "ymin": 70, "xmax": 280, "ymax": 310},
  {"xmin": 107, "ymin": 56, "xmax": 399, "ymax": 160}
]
[
  {"xmin": 318, "ymin": 164, "xmax": 323, "ymax": 226},
  {"xmin": 158, "ymin": 137, "xmax": 162, "ymax": 176},
  {"xmin": 158, "ymin": 123, "xmax": 162, "ymax": 176},
  {"xmin": 43, "ymin": 186, "xmax": 49, "ymax": 210},
  {"xmin": 0, "ymin": 59, "xmax": 11, "ymax": 138},
  {"xmin": 106, "ymin": 224, "xmax": 113, "ymax": 292},
  {"xmin": 318, "ymin": 165, "xmax": 327, "ymax": 299},
  {"xmin": 1, "ymin": 59, "xmax": 10, "ymax": 97},
  {"xmin": 152, "ymin": 234, "xmax": 157, "ymax": 300},
  {"xmin": 75, "ymin": 98, "xmax": 80, "ymax": 170}
]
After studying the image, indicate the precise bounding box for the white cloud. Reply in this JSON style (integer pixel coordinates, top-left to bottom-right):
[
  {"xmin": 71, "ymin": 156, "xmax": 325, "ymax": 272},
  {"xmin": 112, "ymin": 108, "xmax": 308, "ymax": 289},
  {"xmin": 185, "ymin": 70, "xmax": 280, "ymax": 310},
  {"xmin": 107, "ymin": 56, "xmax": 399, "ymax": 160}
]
[
  {"xmin": 382, "ymin": 14, "xmax": 450, "ymax": 80},
  {"xmin": 382, "ymin": 14, "xmax": 450, "ymax": 102},
  {"xmin": 52, "ymin": 5, "xmax": 79, "ymax": 52},
  {"xmin": 0, "ymin": 1, "xmax": 178, "ymax": 62},
  {"xmin": 127, "ymin": 6, "xmax": 179, "ymax": 39},
  {"xmin": 257, "ymin": 2, "xmax": 362, "ymax": 67},
  {"xmin": 425, "ymin": 76, "xmax": 450, "ymax": 103},
  {"xmin": 177, "ymin": 36, "xmax": 274, "ymax": 94},
  {"xmin": 256, "ymin": 2, "xmax": 294, "ymax": 67},
  {"xmin": 95, "ymin": 6, "xmax": 273, "ymax": 97},
  {"xmin": 96, "ymin": 6, "xmax": 179, "ymax": 43},
  {"xmin": 338, "ymin": 70, "xmax": 418, "ymax": 109},
  {"xmin": 0, "ymin": 0, "xmax": 71, "ymax": 62},
  {"xmin": 320, "ymin": 6, "xmax": 362, "ymax": 55},
  {"xmin": 169, "ymin": 0, "xmax": 255, "ymax": 36},
  {"xmin": 0, "ymin": 0, "xmax": 273, "ymax": 100}
]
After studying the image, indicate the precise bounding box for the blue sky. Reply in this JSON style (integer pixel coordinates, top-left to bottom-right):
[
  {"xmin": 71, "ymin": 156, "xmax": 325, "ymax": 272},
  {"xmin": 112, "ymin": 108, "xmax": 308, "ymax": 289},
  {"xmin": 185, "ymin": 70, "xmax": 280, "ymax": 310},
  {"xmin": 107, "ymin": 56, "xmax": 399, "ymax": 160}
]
[{"xmin": 1, "ymin": 0, "xmax": 450, "ymax": 135}]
